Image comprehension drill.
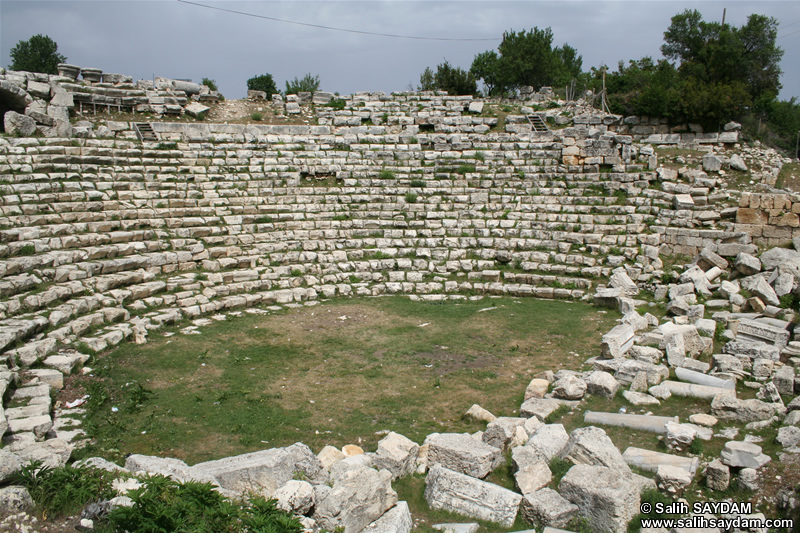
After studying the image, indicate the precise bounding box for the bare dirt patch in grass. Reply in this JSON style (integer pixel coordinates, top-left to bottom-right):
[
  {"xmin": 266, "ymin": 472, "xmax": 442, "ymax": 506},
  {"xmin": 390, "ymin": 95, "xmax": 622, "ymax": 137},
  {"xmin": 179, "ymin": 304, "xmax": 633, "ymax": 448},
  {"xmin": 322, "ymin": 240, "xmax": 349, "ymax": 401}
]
[{"xmin": 72, "ymin": 296, "xmax": 617, "ymax": 466}]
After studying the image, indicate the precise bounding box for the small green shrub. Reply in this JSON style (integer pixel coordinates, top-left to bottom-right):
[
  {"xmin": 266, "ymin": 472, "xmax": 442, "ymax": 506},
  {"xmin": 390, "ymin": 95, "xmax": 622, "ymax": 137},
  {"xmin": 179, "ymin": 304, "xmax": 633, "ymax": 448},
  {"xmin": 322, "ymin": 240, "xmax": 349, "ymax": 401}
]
[
  {"xmin": 15, "ymin": 462, "xmax": 116, "ymax": 519},
  {"xmin": 379, "ymin": 169, "xmax": 395, "ymax": 180},
  {"xmin": 250, "ymin": 112, "xmax": 263, "ymax": 121},
  {"xmin": 405, "ymin": 192, "xmax": 418, "ymax": 203},
  {"xmin": 255, "ymin": 216, "xmax": 274, "ymax": 224},
  {"xmin": 548, "ymin": 456, "xmax": 572, "ymax": 487},
  {"xmin": 106, "ymin": 475, "xmax": 303, "ymax": 533},
  {"xmin": 410, "ymin": 179, "xmax": 425, "ymax": 188},
  {"xmin": 455, "ymin": 164, "xmax": 476, "ymax": 175},
  {"xmin": 326, "ymin": 98, "xmax": 347, "ymax": 110},
  {"xmin": 15, "ymin": 244, "xmax": 36, "ymax": 256},
  {"xmin": 332, "ymin": 214, "xmax": 350, "ymax": 221}
]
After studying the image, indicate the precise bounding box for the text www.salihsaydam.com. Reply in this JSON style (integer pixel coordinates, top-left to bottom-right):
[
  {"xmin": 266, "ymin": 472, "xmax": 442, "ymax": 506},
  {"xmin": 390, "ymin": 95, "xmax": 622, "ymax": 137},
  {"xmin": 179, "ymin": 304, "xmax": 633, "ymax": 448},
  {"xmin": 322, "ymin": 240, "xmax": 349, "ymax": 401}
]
[{"xmin": 641, "ymin": 515, "xmax": 794, "ymax": 530}]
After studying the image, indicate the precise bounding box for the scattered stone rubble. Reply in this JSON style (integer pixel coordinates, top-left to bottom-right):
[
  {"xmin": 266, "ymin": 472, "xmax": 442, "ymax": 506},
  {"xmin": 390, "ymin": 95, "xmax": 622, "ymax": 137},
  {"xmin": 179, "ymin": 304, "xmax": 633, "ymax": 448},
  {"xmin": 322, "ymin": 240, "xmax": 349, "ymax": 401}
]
[{"xmin": 1, "ymin": 65, "xmax": 800, "ymax": 531}]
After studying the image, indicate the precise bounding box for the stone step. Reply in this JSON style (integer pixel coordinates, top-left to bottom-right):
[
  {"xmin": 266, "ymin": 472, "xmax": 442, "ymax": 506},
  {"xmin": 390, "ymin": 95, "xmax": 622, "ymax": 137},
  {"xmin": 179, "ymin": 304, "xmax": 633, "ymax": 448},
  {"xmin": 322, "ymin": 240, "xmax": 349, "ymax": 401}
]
[{"xmin": 622, "ymin": 447, "xmax": 699, "ymax": 476}]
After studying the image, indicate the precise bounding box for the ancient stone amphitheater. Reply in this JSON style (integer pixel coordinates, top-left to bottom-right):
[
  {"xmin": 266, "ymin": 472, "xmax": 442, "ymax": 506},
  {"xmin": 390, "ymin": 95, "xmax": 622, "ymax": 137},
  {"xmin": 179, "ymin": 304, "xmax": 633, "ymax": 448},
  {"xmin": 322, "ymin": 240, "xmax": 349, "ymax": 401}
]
[{"xmin": 1, "ymin": 66, "xmax": 799, "ymax": 532}]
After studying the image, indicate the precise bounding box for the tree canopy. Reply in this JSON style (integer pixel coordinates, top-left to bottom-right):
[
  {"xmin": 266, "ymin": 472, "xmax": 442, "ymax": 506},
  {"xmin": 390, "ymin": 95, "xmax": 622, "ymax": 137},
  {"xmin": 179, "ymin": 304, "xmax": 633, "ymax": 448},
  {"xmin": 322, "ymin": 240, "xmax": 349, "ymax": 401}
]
[
  {"xmin": 469, "ymin": 28, "xmax": 582, "ymax": 96},
  {"xmin": 418, "ymin": 61, "xmax": 477, "ymax": 96},
  {"xmin": 8, "ymin": 34, "xmax": 66, "ymax": 74},
  {"xmin": 661, "ymin": 9, "xmax": 783, "ymax": 106},
  {"xmin": 246, "ymin": 74, "xmax": 278, "ymax": 98}
]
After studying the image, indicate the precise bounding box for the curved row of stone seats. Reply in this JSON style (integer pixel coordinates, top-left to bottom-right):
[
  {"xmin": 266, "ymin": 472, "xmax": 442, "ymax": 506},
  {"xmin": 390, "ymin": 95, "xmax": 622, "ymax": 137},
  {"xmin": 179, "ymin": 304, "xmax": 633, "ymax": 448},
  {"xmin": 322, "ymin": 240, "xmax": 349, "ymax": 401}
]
[{"xmin": 0, "ymin": 121, "xmax": 700, "ymax": 372}]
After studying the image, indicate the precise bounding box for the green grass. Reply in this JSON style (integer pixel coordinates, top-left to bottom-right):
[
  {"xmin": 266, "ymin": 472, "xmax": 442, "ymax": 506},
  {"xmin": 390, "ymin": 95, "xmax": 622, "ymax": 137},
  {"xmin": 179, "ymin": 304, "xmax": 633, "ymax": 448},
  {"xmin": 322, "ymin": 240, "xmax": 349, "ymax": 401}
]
[{"xmin": 76, "ymin": 297, "xmax": 617, "ymax": 465}]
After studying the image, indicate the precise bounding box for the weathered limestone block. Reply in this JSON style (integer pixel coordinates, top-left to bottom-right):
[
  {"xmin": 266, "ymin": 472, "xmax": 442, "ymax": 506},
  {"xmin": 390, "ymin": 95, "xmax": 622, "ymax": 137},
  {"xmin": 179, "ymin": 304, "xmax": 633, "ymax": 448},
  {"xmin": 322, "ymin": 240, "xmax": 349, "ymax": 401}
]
[
  {"xmin": 464, "ymin": 404, "xmax": 496, "ymax": 423},
  {"xmin": 711, "ymin": 395, "xmax": 780, "ymax": 423},
  {"xmin": 482, "ymin": 417, "xmax": 527, "ymax": 452},
  {"xmin": 585, "ymin": 371, "xmax": 620, "ymax": 398},
  {"xmin": 524, "ymin": 423, "xmax": 569, "ymax": 462},
  {"xmin": 424, "ymin": 433, "xmax": 503, "ymax": 479},
  {"xmin": 189, "ymin": 443, "xmax": 326, "ymax": 497},
  {"xmin": 4, "ymin": 111, "xmax": 37, "ymax": 137},
  {"xmin": 655, "ymin": 464, "xmax": 692, "ymax": 497},
  {"xmin": 424, "ymin": 465, "xmax": 521, "ymax": 527},
  {"xmin": 0, "ymin": 449, "xmax": 23, "ymax": 484},
  {"xmin": 741, "ymin": 276, "xmax": 780, "ymax": 307},
  {"xmin": 314, "ymin": 463, "xmax": 397, "ymax": 533},
  {"xmin": 720, "ymin": 441, "xmax": 771, "ymax": 469},
  {"xmin": 519, "ymin": 397, "xmax": 563, "ymax": 421},
  {"xmin": 552, "ymin": 375, "xmax": 586, "ymax": 400},
  {"xmin": 559, "ymin": 464, "xmax": 640, "ymax": 533},
  {"xmin": 735, "ymin": 253, "xmax": 761, "ymax": 275},
  {"xmin": 274, "ymin": 480, "xmax": 314, "ymax": 515},
  {"xmin": 362, "ymin": 501, "xmax": 413, "ymax": 533},
  {"xmin": 14, "ymin": 439, "xmax": 73, "ymax": 468},
  {"xmin": 774, "ymin": 365, "xmax": 796, "ymax": 396},
  {"xmin": 600, "ymin": 324, "xmax": 634, "ymax": 358},
  {"xmin": 520, "ymin": 488, "xmax": 578, "ymax": 529},
  {"xmin": 559, "ymin": 426, "xmax": 630, "ymax": 473},
  {"xmin": 373, "ymin": 432, "xmax": 419, "ymax": 480},
  {"xmin": 524, "ymin": 378, "xmax": 550, "ymax": 401},
  {"xmin": 511, "ymin": 446, "xmax": 552, "ymax": 494},
  {"xmin": 705, "ymin": 459, "xmax": 730, "ymax": 491}
]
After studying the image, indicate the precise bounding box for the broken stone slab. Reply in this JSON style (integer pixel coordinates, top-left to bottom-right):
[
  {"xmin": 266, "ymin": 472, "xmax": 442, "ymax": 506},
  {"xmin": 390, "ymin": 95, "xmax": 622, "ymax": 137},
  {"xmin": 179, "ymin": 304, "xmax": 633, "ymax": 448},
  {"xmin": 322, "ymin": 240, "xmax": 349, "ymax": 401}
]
[
  {"xmin": 4, "ymin": 111, "xmax": 37, "ymax": 137},
  {"xmin": 593, "ymin": 288, "xmax": 623, "ymax": 309},
  {"xmin": 552, "ymin": 375, "xmax": 586, "ymax": 400},
  {"xmin": 609, "ymin": 270, "xmax": 639, "ymax": 296},
  {"xmin": 622, "ymin": 390, "xmax": 661, "ymax": 406},
  {"xmin": 741, "ymin": 276, "xmax": 780, "ymax": 307},
  {"xmin": 431, "ymin": 524, "xmax": 478, "ymax": 533},
  {"xmin": 711, "ymin": 395, "xmax": 781, "ymax": 423},
  {"xmin": 704, "ymin": 459, "xmax": 730, "ymax": 491},
  {"xmin": 720, "ymin": 441, "xmax": 771, "ymax": 469},
  {"xmin": 362, "ymin": 501, "xmax": 413, "ymax": 533},
  {"xmin": 665, "ymin": 421, "xmax": 696, "ymax": 452},
  {"xmin": 560, "ymin": 426, "xmax": 630, "ymax": 473},
  {"xmin": 697, "ymin": 248, "xmax": 729, "ymax": 271},
  {"xmin": 615, "ymin": 359, "xmax": 669, "ymax": 386},
  {"xmin": 600, "ymin": 323, "xmax": 634, "ymax": 359},
  {"xmin": 774, "ymin": 366, "xmax": 796, "ymax": 396},
  {"xmin": 373, "ymin": 432, "xmax": 419, "ymax": 480},
  {"xmin": 760, "ymin": 247, "xmax": 800, "ymax": 271},
  {"xmin": 314, "ymin": 463, "xmax": 397, "ymax": 533},
  {"xmin": 0, "ymin": 449, "xmax": 23, "ymax": 484},
  {"xmin": 511, "ymin": 448, "xmax": 552, "ymax": 494},
  {"xmin": 519, "ymin": 397, "xmax": 564, "ymax": 421},
  {"xmin": 189, "ymin": 443, "xmax": 326, "ymax": 497},
  {"xmin": 656, "ymin": 464, "xmax": 693, "ymax": 497},
  {"xmin": 584, "ymin": 411, "xmax": 677, "ymax": 434},
  {"xmin": 673, "ymin": 194, "xmax": 695, "ymax": 209},
  {"xmin": 724, "ymin": 339, "xmax": 781, "ymax": 360},
  {"xmin": 524, "ymin": 423, "xmax": 570, "ymax": 462},
  {"xmin": 424, "ymin": 464, "xmax": 522, "ymax": 527},
  {"xmin": 736, "ymin": 319, "xmax": 791, "ymax": 349},
  {"xmin": 585, "ymin": 371, "xmax": 620, "ymax": 398},
  {"xmin": 523, "ymin": 378, "xmax": 550, "ymax": 401},
  {"xmin": 777, "ymin": 426, "xmax": 800, "ymax": 449},
  {"xmin": 558, "ymin": 464, "xmax": 641, "ymax": 533},
  {"xmin": 622, "ymin": 447, "xmax": 699, "ymax": 476},
  {"xmin": 464, "ymin": 404, "xmax": 496, "ymax": 423},
  {"xmin": 318, "ymin": 445, "xmax": 346, "ymax": 469},
  {"xmin": 274, "ymin": 479, "xmax": 314, "ymax": 515},
  {"xmin": 184, "ymin": 102, "xmax": 210, "ymax": 118},
  {"xmin": 520, "ymin": 488, "xmax": 578, "ymax": 529},
  {"xmin": 658, "ymin": 380, "xmax": 736, "ymax": 400},
  {"xmin": 483, "ymin": 417, "xmax": 527, "ymax": 452},
  {"xmin": 424, "ymin": 433, "xmax": 502, "ymax": 479},
  {"xmin": 675, "ymin": 367, "xmax": 736, "ymax": 389},
  {"xmin": 735, "ymin": 253, "xmax": 761, "ymax": 275}
]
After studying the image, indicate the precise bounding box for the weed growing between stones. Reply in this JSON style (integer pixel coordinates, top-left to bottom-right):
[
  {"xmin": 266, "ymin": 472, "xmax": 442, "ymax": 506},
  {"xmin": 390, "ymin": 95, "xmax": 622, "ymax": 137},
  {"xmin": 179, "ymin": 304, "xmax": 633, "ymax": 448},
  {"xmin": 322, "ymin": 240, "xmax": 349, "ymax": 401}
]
[{"xmin": 14, "ymin": 462, "xmax": 116, "ymax": 519}]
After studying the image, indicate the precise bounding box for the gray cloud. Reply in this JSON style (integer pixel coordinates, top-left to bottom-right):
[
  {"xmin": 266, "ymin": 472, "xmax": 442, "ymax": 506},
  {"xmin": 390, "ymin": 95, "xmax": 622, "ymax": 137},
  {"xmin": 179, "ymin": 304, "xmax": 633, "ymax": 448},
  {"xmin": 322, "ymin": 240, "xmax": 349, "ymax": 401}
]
[{"xmin": 2, "ymin": 0, "xmax": 798, "ymax": 100}]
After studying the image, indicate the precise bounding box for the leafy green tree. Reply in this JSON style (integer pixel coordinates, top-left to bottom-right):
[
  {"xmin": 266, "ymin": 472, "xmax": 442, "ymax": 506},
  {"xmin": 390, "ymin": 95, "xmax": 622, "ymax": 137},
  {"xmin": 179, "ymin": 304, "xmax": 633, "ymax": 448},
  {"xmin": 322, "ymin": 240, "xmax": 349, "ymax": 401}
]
[
  {"xmin": 419, "ymin": 61, "xmax": 477, "ymax": 95},
  {"xmin": 8, "ymin": 34, "xmax": 66, "ymax": 74},
  {"xmin": 418, "ymin": 67, "xmax": 436, "ymax": 92},
  {"xmin": 470, "ymin": 27, "xmax": 582, "ymax": 95},
  {"xmin": 246, "ymin": 73, "xmax": 278, "ymax": 98},
  {"xmin": 469, "ymin": 51, "xmax": 501, "ymax": 95},
  {"xmin": 285, "ymin": 73, "xmax": 320, "ymax": 95},
  {"xmin": 661, "ymin": 10, "xmax": 782, "ymax": 104}
]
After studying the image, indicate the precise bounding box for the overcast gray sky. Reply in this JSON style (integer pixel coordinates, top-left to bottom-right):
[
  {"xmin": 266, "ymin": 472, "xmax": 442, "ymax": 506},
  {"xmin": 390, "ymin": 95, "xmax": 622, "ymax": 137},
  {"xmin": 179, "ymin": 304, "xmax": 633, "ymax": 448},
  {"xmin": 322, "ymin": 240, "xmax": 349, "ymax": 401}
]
[{"xmin": 2, "ymin": 0, "xmax": 799, "ymax": 101}]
